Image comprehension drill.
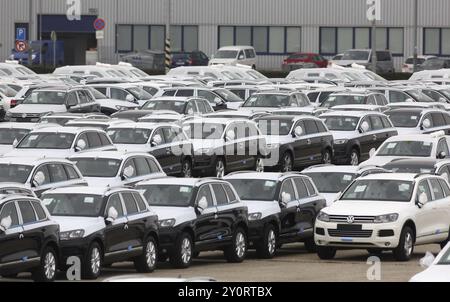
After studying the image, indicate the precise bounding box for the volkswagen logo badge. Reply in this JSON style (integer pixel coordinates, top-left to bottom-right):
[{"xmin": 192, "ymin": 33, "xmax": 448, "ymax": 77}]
[
  {"xmin": 22, "ymin": 113, "xmax": 27, "ymax": 119},
  {"xmin": 347, "ymin": 216, "xmax": 355, "ymax": 224}
]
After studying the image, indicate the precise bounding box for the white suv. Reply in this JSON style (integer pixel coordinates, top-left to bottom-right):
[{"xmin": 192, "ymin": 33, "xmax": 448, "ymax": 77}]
[
  {"xmin": 210, "ymin": 46, "xmax": 257, "ymax": 69},
  {"xmin": 314, "ymin": 173, "xmax": 450, "ymax": 261}
]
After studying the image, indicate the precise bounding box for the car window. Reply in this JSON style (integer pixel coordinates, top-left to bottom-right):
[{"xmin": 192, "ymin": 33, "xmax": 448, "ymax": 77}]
[
  {"xmin": 316, "ymin": 121, "xmax": 328, "ymax": 133},
  {"xmin": 18, "ymin": 201, "xmax": 37, "ymax": 224},
  {"xmin": 146, "ymin": 158, "xmax": 161, "ymax": 173},
  {"xmin": 198, "ymin": 90, "xmax": 217, "ymax": 103},
  {"xmin": 162, "ymin": 127, "xmax": 180, "ymax": 143},
  {"xmin": 369, "ymin": 116, "xmax": 384, "ymax": 131},
  {"xmin": 196, "ymin": 100, "xmax": 207, "ymax": 113},
  {"xmin": 376, "ymin": 95, "xmax": 388, "ymax": 106},
  {"xmin": 437, "ymin": 139, "xmax": 450, "ymax": 157},
  {"xmin": 34, "ymin": 165, "xmax": 51, "ymax": 186},
  {"xmin": 66, "ymin": 92, "xmax": 78, "ymax": 106},
  {"xmin": 417, "ymin": 180, "xmax": 432, "ymax": 203},
  {"xmin": 431, "ymin": 113, "xmax": 446, "ymax": 127},
  {"xmin": 48, "ymin": 164, "xmax": 68, "ymax": 183},
  {"xmin": 293, "ymin": 178, "xmax": 309, "ymax": 199},
  {"xmin": 366, "ymin": 95, "xmax": 377, "ymax": 105},
  {"xmin": 389, "ymin": 91, "xmax": 409, "ymax": 103},
  {"xmin": 308, "ymin": 92, "xmax": 320, "ymax": 103},
  {"xmin": 438, "ymin": 166, "xmax": 450, "ymax": 183},
  {"xmin": 176, "ymin": 90, "xmax": 194, "ymax": 97},
  {"xmin": 304, "ymin": 120, "xmax": 319, "ymax": 135},
  {"xmin": 76, "ymin": 90, "xmax": 88, "ymax": 104},
  {"xmin": 430, "ymin": 179, "xmax": 445, "ymax": 200},
  {"xmin": 110, "ymin": 88, "xmax": 129, "ymax": 100},
  {"xmin": 31, "ymin": 201, "xmax": 47, "ymax": 221},
  {"xmin": 86, "ymin": 132, "xmax": 102, "ymax": 148},
  {"xmin": 98, "ymin": 133, "xmax": 112, "ymax": 146},
  {"xmin": 122, "ymin": 192, "xmax": 139, "ymax": 215},
  {"xmin": 0, "ymin": 202, "xmax": 19, "ymax": 227},
  {"xmin": 133, "ymin": 157, "xmax": 151, "ymax": 176},
  {"xmin": 94, "ymin": 87, "xmax": 107, "ymax": 95},
  {"xmin": 77, "ymin": 133, "xmax": 90, "ymax": 148},
  {"xmin": 196, "ymin": 185, "xmax": 214, "ymax": 208},
  {"xmin": 162, "ymin": 90, "xmax": 176, "ymax": 97},
  {"xmin": 133, "ymin": 193, "xmax": 147, "ymax": 212},
  {"xmin": 223, "ymin": 184, "xmax": 237, "ymax": 203},
  {"xmin": 212, "ymin": 184, "xmax": 228, "ymax": 206},
  {"xmin": 122, "ymin": 159, "xmax": 137, "ymax": 178},
  {"xmin": 304, "ymin": 179, "xmax": 318, "ymax": 196},
  {"xmin": 106, "ymin": 194, "xmax": 124, "ymax": 217},
  {"xmin": 438, "ymin": 179, "xmax": 450, "ymax": 197},
  {"xmin": 186, "ymin": 101, "xmax": 196, "ymax": 115},
  {"xmin": 381, "ymin": 116, "xmax": 393, "ymax": 128},
  {"xmin": 280, "ymin": 180, "xmax": 296, "ymax": 202},
  {"xmin": 64, "ymin": 165, "xmax": 80, "ymax": 180},
  {"xmin": 238, "ymin": 50, "xmax": 245, "ymax": 60}
]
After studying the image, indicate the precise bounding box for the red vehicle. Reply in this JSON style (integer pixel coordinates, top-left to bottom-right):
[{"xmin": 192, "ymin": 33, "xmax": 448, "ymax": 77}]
[{"xmin": 282, "ymin": 53, "xmax": 328, "ymax": 70}]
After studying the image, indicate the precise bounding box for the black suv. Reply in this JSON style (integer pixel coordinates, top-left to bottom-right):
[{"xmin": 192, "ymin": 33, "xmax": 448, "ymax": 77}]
[
  {"xmin": 136, "ymin": 178, "xmax": 248, "ymax": 268},
  {"xmin": 0, "ymin": 195, "xmax": 59, "ymax": 282},
  {"xmin": 255, "ymin": 115, "xmax": 334, "ymax": 171},
  {"xmin": 42, "ymin": 186, "xmax": 159, "ymax": 280}
]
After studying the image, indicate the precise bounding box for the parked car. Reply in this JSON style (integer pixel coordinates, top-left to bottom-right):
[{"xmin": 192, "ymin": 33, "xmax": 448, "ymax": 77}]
[
  {"xmin": 39, "ymin": 113, "xmax": 110, "ymax": 126},
  {"xmin": 410, "ymin": 242, "xmax": 450, "ymax": 282},
  {"xmin": 239, "ymin": 91, "xmax": 314, "ymax": 114},
  {"xmin": 7, "ymin": 87, "xmax": 101, "ymax": 123},
  {"xmin": 402, "ymin": 56, "xmax": 437, "ymax": 73},
  {"xmin": 255, "ymin": 115, "xmax": 334, "ymax": 171},
  {"xmin": 385, "ymin": 108, "xmax": 450, "ymax": 136},
  {"xmin": 224, "ymin": 172, "xmax": 326, "ymax": 258},
  {"xmin": 86, "ymin": 86, "xmax": 140, "ymax": 115},
  {"xmin": 320, "ymin": 111, "xmax": 398, "ymax": 165},
  {"xmin": 88, "ymin": 84, "xmax": 153, "ymax": 107},
  {"xmin": 209, "ymin": 46, "xmax": 257, "ymax": 69},
  {"xmin": 142, "ymin": 97, "xmax": 214, "ymax": 116},
  {"xmin": 107, "ymin": 123, "xmax": 193, "ymax": 177},
  {"xmin": 120, "ymin": 50, "xmax": 165, "ymax": 71},
  {"xmin": 42, "ymin": 186, "xmax": 159, "ymax": 279},
  {"xmin": 282, "ymin": 53, "xmax": 328, "ymax": 71},
  {"xmin": 135, "ymin": 178, "xmax": 248, "ymax": 268},
  {"xmin": 315, "ymin": 173, "xmax": 450, "ymax": 261},
  {"xmin": 416, "ymin": 58, "xmax": 450, "ymax": 71},
  {"xmin": 383, "ymin": 159, "xmax": 450, "ymax": 184},
  {"xmin": 182, "ymin": 118, "xmax": 266, "ymax": 177},
  {"xmin": 171, "ymin": 51, "xmax": 209, "ymax": 68},
  {"xmin": 319, "ymin": 91, "xmax": 388, "ymax": 111},
  {"xmin": 334, "ymin": 49, "xmax": 395, "ymax": 74},
  {"xmin": 0, "ymin": 195, "xmax": 59, "ymax": 281},
  {"xmin": 0, "ymin": 123, "xmax": 36, "ymax": 155}
]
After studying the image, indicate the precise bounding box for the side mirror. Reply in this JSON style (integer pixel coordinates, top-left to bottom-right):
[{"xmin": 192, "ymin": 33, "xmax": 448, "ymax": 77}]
[
  {"xmin": 420, "ymin": 252, "xmax": 436, "ymax": 269},
  {"xmin": 417, "ymin": 192, "xmax": 429, "ymax": 208},
  {"xmin": 405, "ymin": 98, "xmax": 414, "ymax": 103},
  {"xmin": 122, "ymin": 165, "xmax": 135, "ymax": 180},
  {"xmin": 12, "ymin": 138, "xmax": 19, "ymax": 148},
  {"xmin": 360, "ymin": 121, "xmax": 370, "ymax": 133},
  {"xmin": 75, "ymin": 139, "xmax": 87, "ymax": 152},
  {"xmin": 67, "ymin": 98, "xmax": 77, "ymax": 108},
  {"xmin": 126, "ymin": 94, "xmax": 135, "ymax": 103},
  {"xmin": 439, "ymin": 97, "xmax": 447, "ymax": 104},
  {"xmin": 422, "ymin": 119, "xmax": 431, "ymax": 129},
  {"xmin": 293, "ymin": 126, "xmax": 303, "ymax": 138},
  {"xmin": 151, "ymin": 134, "xmax": 163, "ymax": 147},
  {"xmin": 438, "ymin": 151, "xmax": 447, "ymax": 159},
  {"xmin": 369, "ymin": 148, "xmax": 377, "ymax": 158},
  {"xmin": 225, "ymin": 130, "xmax": 236, "ymax": 142},
  {"xmin": 0, "ymin": 216, "xmax": 12, "ymax": 233},
  {"xmin": 214, "ymin": 97, "xmax": 224, "ymax": 105},
  {"xmin": 280, "ymin": 192, "xmax": 291, "ymax": 207},
  {"xmin": 106, "ymin": 207, "xmax": 118, "ymax": 224},
  {"xmin": 238, "ymin": 55, "xmax": 245, "ymax": 60},
  {"xmin": 197, "ymin": 197, "xmax": 208, "ymax": 214},
  {"xmin": 187, "ymin": 108, "xmax": 195, "ymax": 116},
  {"xmin": 32, "ymin": 171, "xmax": 46, "ymax": 188}
]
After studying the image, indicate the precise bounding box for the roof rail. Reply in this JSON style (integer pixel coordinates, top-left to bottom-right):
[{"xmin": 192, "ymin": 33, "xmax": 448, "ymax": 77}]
[
  {"xmin": 226, "ymin": 171, "xmax": 260, "ymax": 176},
  {"xmin": 414, "ymin": 173, "xmax": 433, "ymax": 179},
  {"xmin": 302, "ymin": 164, "xmax": 335, "ymax": 171}
]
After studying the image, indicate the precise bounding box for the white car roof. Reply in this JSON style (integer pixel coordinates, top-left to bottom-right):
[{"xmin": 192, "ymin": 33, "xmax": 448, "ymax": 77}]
[
  {"xmin": 29, "ymin": 126, "xmax": 101, "ymax": 134},
  {"xmin": 385, "ymin": 134, "xmax": 444, "ymax": 143},
  {"xmin": 320, "ymin": 111, "xmax": 369, "ymax": 118},
  {"xmin": 359, "ymin": 173, "xmax": 422, "ymax": 182},
  {"xmin": 43, "ymin": 186, "xmax": 136, "ymax": 196},
  {"xmin": 136, "ymin": 178, "xmax": 228, "ymax": 187},
  {"xmin": 0, "ymin": 156, "xmax": 74, "ymax": 166},
  {"xmin": 70, "ymin": 151, "xmax": 155, "ymax": 161},
  {"xmin": 303, "ymin": 165, "xmax": 360, "ymax": 174},
  {"xmin": 0, "ymin": 122, "xmax": 37, "ymax": 130},
  {"xmin": 218, "ymin": 46, "xmax": 254, "ymax": 51}
]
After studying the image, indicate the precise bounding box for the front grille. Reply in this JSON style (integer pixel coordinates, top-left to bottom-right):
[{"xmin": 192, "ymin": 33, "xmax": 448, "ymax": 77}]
[
  {"xmin": 328, "ymin": 229, "xmax": 373, "ymax": 238},
  {"xmin": 328, "ymin": 215, "xmax": 375, "ymax": 224},
  {"xmin": 315, "ymin": 228, "xmax": 325, "ymax": 236}
]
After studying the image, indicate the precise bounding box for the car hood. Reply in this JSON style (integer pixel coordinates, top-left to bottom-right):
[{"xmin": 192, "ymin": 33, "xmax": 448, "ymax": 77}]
[
  {"xmin": 226, "ymin": 102, "xmax": 244, "ymax": 110},
  {"xmin": 84, "ymin": 177, "xmax": 121, "ymax": 187},
  {"xmin": 331, "ymin": 131, "xmax": 358, "ymax": 141},
  {"xmin": 320, "ymin": 193, "xmax": 340, "ymax": 206},
  {"xmin": 96, "ymin": 99, "xmax": 140, "ymax": 109},
  {"xmin": 114, "ymin": 144, "xmax": 150, "ymax": 152},
  {"xmin": 243, "ymin": 200, "xmax": 280, "ymax": 218},
  {"xmin": 51, "ymin": 216, "xmax": 105, "ymax": 237},
  {"xmin": 9, "ymin": 104, "xmax": 67, "ymax": 114},
  {"xmin": 0, "ymin": 145, "xmax": 13, "ymax": 155},
  {"xmin": 324, "ymin": 200, "xmax": 411, "ymax": 216},
  {"xmin": 410, "ymin": 266, "xmax": 450, "ymax": 282},
  {"xmin": 5, "ymin": 149, "xmax": 72, "ymax": 158},
  {"xmin": 210, "ymin": 59, "xmax": 237, "ymax": 65},
  {"xmin": 151, "ymin": 206, "xmax": 196, "ymax": 226},
  {"xmin": 395, "ymin": 128, "xmax": 421, "ymax": 136},
  {"xmin": 360, "ymin": 156, "xmax": 406, "ymax": 168}
]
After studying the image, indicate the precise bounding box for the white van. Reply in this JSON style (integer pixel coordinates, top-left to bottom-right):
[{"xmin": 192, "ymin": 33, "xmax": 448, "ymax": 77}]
[{"xmin": 209, "ymin": 46, "xmax": 257, "ymax": 69}]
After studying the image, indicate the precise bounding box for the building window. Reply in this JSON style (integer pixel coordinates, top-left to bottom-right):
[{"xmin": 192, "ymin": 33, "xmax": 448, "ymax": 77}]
[
  {"xmin": 171, "ymin": 25, "xmax": 199, "ymax": 52},
  {"xmin": 117, "ymin": 25, "xmax": 133, "ymax": 52},
  {"xmin": 424, "ymin": 28, "xmax": 450, "ymax": 56},
  {"xmin": 218, "ymin": 26, "xmax": 301, "ymax": 54},
  {"xmin": 320, "ymin": 27, "xmax": 404, "ymax": 56}
]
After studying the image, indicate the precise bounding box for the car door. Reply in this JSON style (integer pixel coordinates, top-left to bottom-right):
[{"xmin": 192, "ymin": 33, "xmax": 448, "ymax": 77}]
[
  {"xmin": 148, "ymin": 128, "xmax": 170, "ymax": 172},
  {"xmin": 428, "ymin": 178, "xmax": 450, "ymax": 242},
  {"xmin": 278, "ymin": 179, "xmax": 302, "ymax": 242},
  {"xmin": 437, "ymin": 138, "xmax": 450, "ymax": 159},
  {"xmin": 0, "ymin": 201, "xmax": 27, "ymax": 270},
  {"xmin": 357, "ymin": 116, "xmax": 377, "ymax": 160},
  {"xmin": 292, "ymin": 177, "xmax": 316, "ymax": 235},
  {"xmin": 415, "ymin": 180, "xmax": 438, "ymax": 244},
  {"xmin": 103, "ymin": 193, "xmax": 129, "ymax": 262},
  {"xmin": 380, "ymin": 115, "xmax": 398, "ymax": 142},
  {"xmin": 303, "ymin": 119, "xmax": 322, "ymax": 164},
  {"xmin": 430, "ymin": 113, "xmax": 450, "ymax": 135},
  {"xmin": 291, "ymin": 120, "xmax": 309, "ymax": 166},
  {"xmin": 369, "ymin": 115, "xmax": 389, "ymax": 149},
  {"xmin": 210, "ymin": 183, "xmax": 235, "ymax": 244},
  {"xmin": 193, "ymin": 185, "xmax": 220, "ymax": 247},
  {"xmin": 161, "ymin": 127, "xmax": 184, "ymax": 174},
  {"xmin": 31, "ymin": 165, "xmax": 53, "ymax": 197}
]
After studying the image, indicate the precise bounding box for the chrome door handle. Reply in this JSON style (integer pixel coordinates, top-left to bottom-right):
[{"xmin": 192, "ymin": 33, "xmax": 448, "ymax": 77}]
[
  {"xmin": 124, "ymin": 224, "xmax": 129, "ymax": 230},
  {"xmin": 214, "ymin": 213, "xmax": 219, "ymax": 219},
  {"xmin": 19, "ymin": 233, "xmax": 24, "ymax": 239},
  {"xmin": 373, "ymin": 135, "xmax": 377, "ymax": 141},
  {"xmin": 306, "ymin": 139, "xmax": 311, "ymax": 145}
]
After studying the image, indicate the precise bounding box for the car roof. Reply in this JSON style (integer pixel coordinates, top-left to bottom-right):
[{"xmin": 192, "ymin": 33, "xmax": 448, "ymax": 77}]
[
  {"xmin": 136, "ymin": 177, "xmax": 228, "ymax": 187},
  {"xmin": 69, "ymin": 151, "xmax": 154, "ymax": 161},
  {"xmin": 218, "ymin": 46, "xmax": 254, "ymax": 51},
  {"xmin": 303, "ymin": 165, "xmax": 360, "ymax": 174},
  {"xmin": 320, "ymin": 111, "xmax": 369, "ymax": 118},
  {"xmin": 359, "ymin": 173, "xmax": 422, "ymax": 182},
  {"xmin": 149, "ymin": 97, "xmax": 193, "ymax": 102},
  {"xmin": 383, "ymin": 158, "xmax": 438, "ymax": 167},
  {"xmin": 224, "ymin": 172, "xmax": 306, "ymax": 181},
  {"xmin": 0, "ymin": 122, "xmax": 37, "ymax": 129},
  {"xmin": 385, "ymin": 108, "xmax": 444, "ymax": 114},
  {"xmin": 29, "ymin": 126, "xmax": 102, "ymax": 134},
  {"xmin": 184, "ymin": 118, "xmax": 249, "ymax": 125},
  {"xmin": 0, "ymin": 156, "xmax": 74, "ymax": 166},
  {"xmin": 386, "ymin": 134, "xmax": 444, "ymax": 143},
  {"xmin": 0, "ymin": 195, "xmax": 40, "ymax": 206},
  {"xmin": 43, "ymin": 186, "xmax": 138, "ymax": 196}
]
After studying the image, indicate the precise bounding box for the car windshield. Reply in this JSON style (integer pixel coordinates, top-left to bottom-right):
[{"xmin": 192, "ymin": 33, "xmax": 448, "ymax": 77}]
[
  {"xmin": 438, "ymin": 89, "xmax": 450, "ymax": 100},
  {"xmin": 386, "ymin": 112, "xmax": 420, "ymax": 128},
  {"xmin": 0, "ymin": 85, "xmax": 17, "ymax": 97},
  {"xmin": 107, "ymin": 128, "xmax": 152, "ymax": 144},
  {"xmin": 288, "ymin": 54, "xmax": 309, "ymax": 60},
  {"xmin": 257, "ymin": 119, "xmax": 293, "ymax": 136},
  {"xmin": 142, "ymin": 100, "xmax": 185, "ymax": 114},
  {"xmin": 23, "ymin": 91, "xmax": 66, "ymax": 105},
  {"xmin": 321, "ymin": 95, "xmax": 366, "ymax": 108},
  {"xmin": 86, "ymin": 87, "xmax": 108, "ymax": 99},
  {"xmin": 126, "ymin": 87, "xmax": 152, "ymax": 100},
  {"xmin": 227, "ymin": 179, "xmax": 277, "ymax": 201},
  {"xmin": 17, "ymin": 133, "xmax": 75, "ymax": 149},
  {"xmin": 437, "ymin": 247, "xmax": 450, "ymax": 265},
  {"xmin": 72, "ymin": 158, "xmax": 121, "ymax": 178},
  {"xmin": 0, "ymin": 164, "xmax": 33, "ymax": 183},
  {"xmin": 0, "ymin": 128, "xmax": 30, "ymax": 145},
  {"xmin": 323, "ymin": 116, "xmax": 359, "ymax": 131},
  {"xmin": 342, "ymin": 50, "xmax": 370, "ymax": 61},
  {"xmin": 406, "ymin": 90, "xmax": 434, "ymax": 103},
  {"xmin": 43, "ymin": 194, "xmax": 103, "ymax": 217},
  {"xmin": 213, "ymin": 89, "xmax": 243, "ymax": 102},
  {"xmin": 137, "ymin": 185, "xmax": 193, "ymax": 207},
  {"xmin": 183, "ymin": 123, "xmax": 225, "ymax": 139},
  {"xmin": 377, "ymin": 141, "xmax": 433, "ymax": 157},
  {"xmin": 215, "ymin": 50, "xmax": 238, "ymax": 59},
  {"xmin": 341, "ymin": 179, "xmax": 413, "ymax": 202},
  {"xmin": 243, "ymin": 94, "xmax": 295, "ymax": 108},
  {"xmin": 304, "ymin": 172, "xmax": 356, "ymax": 193},
  {"xmin": 405, "ymin": 58, "xmax": 425, "ymax": 65}
]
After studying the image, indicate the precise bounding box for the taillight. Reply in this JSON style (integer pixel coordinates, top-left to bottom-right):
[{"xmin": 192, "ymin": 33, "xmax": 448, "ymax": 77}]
[{"xmin": 10, "ymin": 99, "xmax": 18, "ymax": 108}]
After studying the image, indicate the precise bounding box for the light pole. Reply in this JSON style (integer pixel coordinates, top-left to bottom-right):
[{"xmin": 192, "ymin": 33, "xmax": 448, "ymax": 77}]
[
  {"xmin": 413, "ymin": 0, "xmax": 418, "ymax": 73},
  {"xmin": 28, "ymin": 0, "xmax": 33, "ymax": 65},
  {"xmin": 371, "ymin": 20, "xmax": 377, "ymax": 73},
  {"xmin": 165, "ymin": 0, "xmax": 172, "ymax": 74}
]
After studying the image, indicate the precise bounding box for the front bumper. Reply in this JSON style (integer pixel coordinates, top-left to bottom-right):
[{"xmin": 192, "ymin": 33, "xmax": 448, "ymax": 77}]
[
  {"xmin": 158, "ymin": 227, "xmax": 179, "ymax": 255},
  {"xmin": 58, "ymin": 238, "xmax": 91, "ymax": 266},
  {"xmin": 192, "ymin": 154, "xmax": 217, "ymax": 176},
  {"xmin": 314, "ymin": 220, "xmax": 401, "ymax": 249},
  {"xmin": 332, "ymin": 144, "xmax": 351, "ymax": 164}
]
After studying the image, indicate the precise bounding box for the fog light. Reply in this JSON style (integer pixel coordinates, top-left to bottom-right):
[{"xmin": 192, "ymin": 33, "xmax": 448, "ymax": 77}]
[{"xmin": 385, "ymin": 242, "xmax": 391, "ymax": 247}]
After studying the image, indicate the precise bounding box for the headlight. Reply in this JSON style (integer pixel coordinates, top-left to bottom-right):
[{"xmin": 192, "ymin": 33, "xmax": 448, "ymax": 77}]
[
  {"xmin": 60, "ymin": 229, "xmax": 85, "ymax": 240},
  {"xmin": 317, "ymin": 211, "xmax": 330, "ymax": 222},
  {"xmin": 334, "ymin": 139, "xmax": 348, "ymax": 145},
  {"xmin": 373, "ymin": 213, "xmax": 398, "ymax": 223},
  {"xmin": 158, "ymin": 219, "xmax": 176, "ymax": 228},
  {"xmin": 248, "ymin": 213, "xmax": 262, "ymax": 221}
]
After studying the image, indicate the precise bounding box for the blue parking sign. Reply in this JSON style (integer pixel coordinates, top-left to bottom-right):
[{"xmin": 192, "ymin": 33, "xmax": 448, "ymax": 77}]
[{"xmin": 16, "ymin": 28, "xmax": 26, "ymax": 41}]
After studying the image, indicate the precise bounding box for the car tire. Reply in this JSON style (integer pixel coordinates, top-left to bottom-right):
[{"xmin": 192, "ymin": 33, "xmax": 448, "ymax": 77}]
[
  {"xmin": 134, "ymin": 236, "xmax": 157, "ymax": 273},
  {"xmin": 170, "ymin": 233, "xmax": 193, "ymax": 269},
  {"xmin": 393, "ymin": 226, "xmax": 415, "ymax": 262},
  {"xmin": 317, "ymin": 246, "xmax": 336, "ymax": 260},
  {"xmin": 254, "ymin": 156, "xmax": 264, "ymax": 173},
  {"xmin": 367, "ymin": 249, "xmax": 383, "ymax": 256},
  {"xmin": 281, "ymin": 152, "xmax": 294, "ymax": 172},
  {"xmin": 224, "ymin": 227, "xmax": 247, "ymax": 263},
  {"xmin": 215, "ymin": 158, "xmax": 226, "ymax": 178},
  {"xmin": 181, "ymin": 158, "xmax": 193, "ymax": 178},
  {"xmin": 304, "ymin": 238, "xmax": 317, "ymax": 253},
  {"xmin": 82, "ymin": 242, "xmax": 102, "ymax": 280},
  {"xmin": 256, "ymin": 224, "xmax": 277, "ymax": 259},
  {"xmin": 350, "ymin": 149, "xmax": 360, "ymax": 166},
  {"xmin": 322, "ymin": 149, "xmax": 332, "ymax": 164},
  {"xmin": 31, "ymin": 246, "xmax": 57, "ymax": 282}
]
